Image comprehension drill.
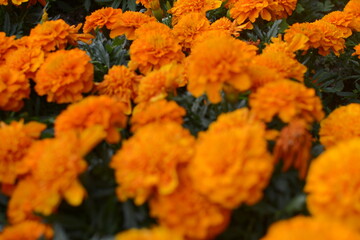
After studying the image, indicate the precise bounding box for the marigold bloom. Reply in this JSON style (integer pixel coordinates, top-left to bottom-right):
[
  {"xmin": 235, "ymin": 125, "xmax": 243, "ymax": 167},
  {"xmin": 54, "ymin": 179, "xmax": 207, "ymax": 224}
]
[
  {"xmin": 83, "ymin": 7, "xmax": 123, "ymax": 33},
  {"xmin": 353, "ymin": 44, "xmax": 360, "ymax": 58},
  {"xmin": 150, "ymin": 170, "xmax": 231, "ymax": 239},
  {"xmin": 261, "ymin": 216, "xmax": 360, "ymax": 240},
  {"xmin": 109, "ymin": 11, "xmax": 156, "ymax": 40},
  {"xmin": 189, "ymin": 116, "xmax": 273, "ymax": 209},
  {"xmin": 0, "ymin": 120, "xmax": 45, "ymax": 187},
  {"xmin": 131, "ymin": 100, "xmax": 186, "ymax": 132},
  {"xmin": 0, "ymin": 32, "xmax": 15, "ymax": 64},
  {"xmin": 136, "ymin": 0, "xmax": 160, "ymax": 9},
  {"xmin": 186, "ymin": 35, "xmax": 257, "ymax": 103},
  {"xmin": 267, "ymin": 0, "xmax": 297, "ymax": 19},
  {"xmin": 322, "ymin": 11, "xmax": 353, "ymax": 38},
  {"xmin": 172, "ymin": 12, "xmax": 210, "ymax": 50},
  {"xmin": 230, "ymin": 0, "xmax": 271, "ymax": 25},
  {"xmin": 128, "ymin": 22, "xmax": 184, "ymax": 74},
  {"xmin": 250, "ymin": 80, "xmax": 324, "ymax": 123},
  {"xmin": 284, "ymin": 20, "xmax": 346, "ymax": 56},
  {"xmin": 5, "ymin": 47, "xmax": 45, "ymax": 79},
  {"xmin": 305, "ymin": 138, "xmax": 360, "ymax": 231},
  {"xmin": 135, "ymin": 63, "xmax": 186, "ymax": 103},
  {"xmin": 319, "ymin": 104, "xmax": 360, "ymax": 148},
  {"xmin": 115, "ymin": 227, "xmax": 183, "ymax": 240},
  {"xmin": 209, "ymin": 17, "xmax": 243, "ymax": 37},
  {"xmin": 111, "ymin": 122, "xmax": 195, "ymax": 205},
  {"xmin": 344, "ymin": 0, "xmax": 360, "ymax": 32},
  {"xmin": 168, "ymin": 0, "xmax": 222, "ymax": 24},
  {"xmin": 95, "ymin": 65, "xmax": 140, "ymax": 114},
  {"xmin": 34, "ymin": 49, "xmax": 94, "ymax": 103},
  {"xmin": 0, "ymin": 221, "xmax": 53, "ymax": 240},
  {"xmin": 55, "ymin": 96, "xmax": 127, "ymax": 144},
  {"xmin": 8, "ymin": 127, "xmax": 105, "ymax": 223},
  {"xmin": 0, "ymin": 67, "xmax": 29, "ymax": 112},
  {"xmin": 247, "ymin": 64, "xmax": 284, "ymax": 89},
  {"xmin": 274, "ymin": 119, "xmax": 312, "ymax": 179}
]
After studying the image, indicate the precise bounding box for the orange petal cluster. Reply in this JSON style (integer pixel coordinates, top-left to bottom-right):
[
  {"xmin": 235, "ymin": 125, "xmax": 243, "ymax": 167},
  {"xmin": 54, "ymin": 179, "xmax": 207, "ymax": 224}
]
[
  {"xmin": 115, "ymin": 227, "xmax": 183, "ymax": 240},
  {"xmin": 0, "ymin": 220, "xmax": 53, "ymax": 240},
  {"xmin": 83, "ymin": 7, "xmax": 123, "ymax": 33}
]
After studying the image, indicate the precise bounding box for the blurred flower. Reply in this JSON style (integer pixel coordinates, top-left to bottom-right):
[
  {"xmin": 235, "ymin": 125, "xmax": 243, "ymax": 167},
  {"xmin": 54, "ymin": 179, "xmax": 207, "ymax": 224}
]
[
  {"xmin": 131, "ymin": 100, "xmax": 186, "ymax": 132},
  {"xmin": 115, "ymin": 227, "xmax": 183, "ymax": 240},
  {"xmin": 344, "ymin": 0, "xmax": 360, "ymax": 32},
  {"xmin": 0, "ymin": 67, "xmax": 29, "ymax": 112},
  {"xmin": 136, "ymin": 0, "xmax": 160, "ymax": 9},
  {"xmin": 230, "ymin": 0, "xmax": 271, "ymax": 25},
  {"xmin": 55, "ymin": 96, "xmax": 127, "ymax": 144},
  {"xmin": 353, "ymin": 44, "xmax": 360, "ymax": 58},
  {"xmin": 186, "ymin": 35, "xmax": 257, "ymax": 103},
  {"xmin": 267, "ymin": 0, "xmax": 297, "ymax": 19},
  {"xmin": 83, "ymin": 7, "xmax": 123, "ymax": 33},
  {"xmin": 247, "ymin": 63, "xmax": 284, "ymax": 89},
  {"xmin": 128, "ymin": 22, "xmax": 184, "ymax": 74},
  {"xmin": 111, "ymin": 122, "xmax": 195, "ymax": 205},
  {"xmin": 322, "ymin": 11, "xmax": 353, "ymax": 38},
  {"xmin": 0, "ymin": 220, "xmax": 53, "ymax": 240},
  {"xmin": 34, "ymin": 49, "xmax": 94, "ymax": 103},
  {"xmin": 305, "ymin": 138, "xmax": 360, "ymax": 231},
  {"xmin": 319, "ymin": 103, "xmax": 360, "ymax": 148},
  {"xmin": 261, "ymin": 216, "xmax": 360, "ymax": 240},
  {"xmin": 150, "ymin": 169, "xmax": 231, "ymax": 239},
  {"xmin": 249, "ymin": 80, "xmax": 324, "ymax": 123},
  {"xmin": 95, "ymin": 65, "xmax": 140, "ymax": 114}
]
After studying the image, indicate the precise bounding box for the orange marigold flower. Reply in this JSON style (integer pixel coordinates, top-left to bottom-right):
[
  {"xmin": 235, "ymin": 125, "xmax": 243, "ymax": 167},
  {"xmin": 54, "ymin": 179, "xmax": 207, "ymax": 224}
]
[
  {"xmin": 0, "ymin": 32, "xmax": 15, "ymax": 64},
  {"xmin": 136, "ymin": 0, "xmax": 160, "ymax": 9},
  {"xmin": 0, "ymin": 67, "xmax": 29, "ymax": 112},
  {"xmin": 135, "ymin": 63, "xmax": 186, "ymax": 103},
  {"xmin": 284, "ymin": 20, "xmax": 346, "ymax": 56},
  {"xmin": 209, "ymin": 17, "xmax": 243, "ymax": 37},
  {"xmin": 273, "ymin": 119, "xmax": 312, "ymax": 179},
  {"xmin": 186, "ymin": 35, "xmax": 257, "ymax": 103},
  {"xmin": 130, "ymin": 100, "xmax": 186, "ymax": 132},
  {"xmin": 189, "ymin": 111, "xmax": 273, "ymax": 209},
  {"xmin": 230, "ymin": 0, "xmax": 271, "ymax": 25},
  {"xmin": 305, "ymin": 138, "xmax": 360, "ymax": 231},
  {"xmin": 150, "ymin": 170, "xmax": 231, "ymax": 239},
  {"xmin": 34, "ymin": 49, "xmax": 94, "ymax": 103},
  {"xmin": 249, "ymin": 80, "xmax": 324, "ymax": 123},
  {"xmin": 8, "ymin": 127, "xmax": 106, "ymax": 223},
  {"xmin": 261, "ymin": 216, "xmax": 360, "ymax": 240},
  {"xmin": 319, "ymin": 103, "xmax": 360, "ymax": 149},
  {"xmin": 172, "ymin": 12, "xmax": 210, "ymax": 51},
  {"xmin": 344, "ymin": 0, "xmax": 360, "ymax": 32},
  {"xmin": 168, "ymin": 0, "xmax": 222, "ymax": 25},
  {"xmin": 265, "ymin": 35, "xmax": 308, "ymax": 56},
  {"xmin": 0, "ymin": 0, "xmax": 8, "ymax": 5},
  {"xmin": 128, "ymin": 22, "xmax": 184, "ymax": 74},
  {"xmin": 55, "ymin": 96, "xmax": 127, "ymax": 144},
  {"xmin": 115, "ymin": 227, "xmax": 183, "ymax": 240},
  {"xmin": 353, "ymin": 44, "xmax": 360, "ymax": 58},
  {"xmin": 247, "ymin": 63, "xmax": 284, "ymax": 89},
  {"xmin": 5, "ymin": 47, "xmax": 45, "ymax": 79},
  {"xmin": 322, "ymin": 11, "xmax": 353, "ymax": 38},
  {"xmin": 83, "ymin": 7, "xmax": 123, "ymax": 33},
  {"xmin": 95, "ymin": 65, "xmax": 140, "ymax": 114},
  {"xmin": 109, "ymin": 11, "xmax": 156, "ymax": 40},
  {"xmin": 0, "ymin": 221, "xmax": 53, "ymax": 240},
  {"xmin": 267, "ymin": 0, "xmax": 297, "ymax": 19},
  {"xmin": 110, "ymin": 122, "xmax": 195, "ymax": 205},
  {"xmin": 0, "ymin": 120, "xmax": 45, "ymax": 187}
]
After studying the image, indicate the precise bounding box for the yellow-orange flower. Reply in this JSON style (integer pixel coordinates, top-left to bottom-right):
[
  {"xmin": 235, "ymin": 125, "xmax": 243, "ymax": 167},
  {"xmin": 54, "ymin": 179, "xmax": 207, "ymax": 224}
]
[
  {"xmin": 0, "ymin": 67, "xmax": 29, "ymax": 112},
  {"xmin": 83, "ymin": 7, "xmax": 123, "ymax": 33},
  {"xmin": 319, "ymin": 104, "xmax": 360, "ymax": 149},
  {"xmin": 284, "ymin": 20, "xmax": 346, "ymax": 56},
  {"xmin": 189, "ymin": 110, "xmax": 273, "ymax": 209},
  {"xmin": 110, "ymin": 122, "xmax": 195, "ymax": 205},
  {"xmin": 8, "ymin": 127, "xmax": 106, "ymax": 223},
  {"xmin": 209, "ymin": 17, "xmax": 243, "ymax": 37},
  {"xmin": 273, "ymin": 119, "xmax": 312, "ymax": 179},
  {"xmin": 267, "ymin": 0, "xmax": 297, "ymax": 19},
  {"xmin": 135, "ymin": 63, "xmax": 186, "ymax": 103},
  {"xmin": 128, "ymin": 22, "xmax": 184, "ymax": 74},
  {"xmin": 115, "ymin": 227, "xmax": 183, "ymax": 240},
  {"xmin": 0, "ymin": 0, "xmax": 8, "ymax": 5},
  {"xmin": 150, "ymin": 169, "xmax": 231, "ymax": 240},
  {"xmin": 0, "ymin": 120, "xmax": 45, "ymax": 187},
  {"xmin": 168, "ymin": 0, "xmax": 222, "ymax": 24},
  {"xmin": 353, "ymin": 44, "xmax": 360, "ymax": 58},
  {"xmin": 131, "ymin": 100, "xmax": 186, "ymax": 132},
  {"xmin": 322, "ymin": 11, "xmax": 353, "ymax": 38},
  {"xmin": 172, "ymin": 12, "xmax": 210, "ymax": 50},
  {"xmin": 344, "ymin": 0, "xmax": 360, "ymax": 32},
  {"xmin": 34, "ymin": 49, "xmax": 94, "ymax": 103},
  {"xmin": 247, "ymin": 63, "xmax": 284, "ymax": 89},
  {"xmin": 55, "ymin": 96, "xmax": 127, "ymax": 144},
  {"xmin": 0, "ymin": 221, "xmax": 53, "ymax": 240},
  {"xmin": 230, "ymin": 0, "xmax": 271, "ymax": 25},
  {"xmin": 0, "ymin": 32, "xmax": 15, "ymax": 64},
  {"xmin": 250, "ymin": 80, "xmax": 324, "ymax": 123},
  {"xmin": 5, "ymin": 47, "xmax": 45, "ymax": 79},
  {"xmin": 261, "ymin": 216, "xmax": 360, "ymax": 240},
  {"xmin": 95, "ymin": 65, "xmax": 140, "ymax": 114},
  {"xmin": 186, "ymin": 34, "xmax": 257, "ymax": 103},
  {"xmin": 136, "ymin": 0, "xmax": 160, "ymax": 9},
  {"xmin": 305, "ymin": 138, "xmax": 360, "ymax": 231},
  {"xmin": 109, "ymin": 11, "xmax": 156, "ymax": 40}
]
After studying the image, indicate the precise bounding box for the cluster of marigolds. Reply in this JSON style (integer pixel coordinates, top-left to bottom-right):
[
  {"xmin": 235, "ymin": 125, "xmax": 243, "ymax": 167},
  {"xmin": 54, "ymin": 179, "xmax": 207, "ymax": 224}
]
[{"xmin": 1, "ymin": 0, "xmax": 360, "ymax": 239}]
